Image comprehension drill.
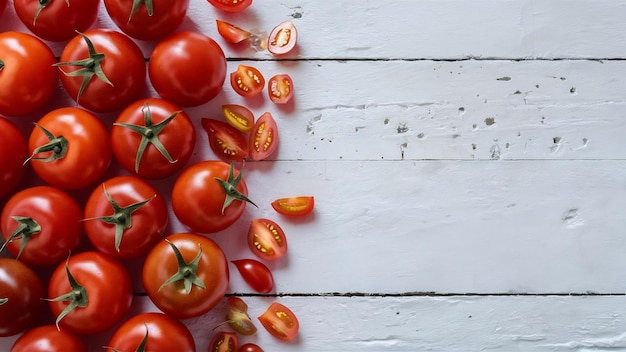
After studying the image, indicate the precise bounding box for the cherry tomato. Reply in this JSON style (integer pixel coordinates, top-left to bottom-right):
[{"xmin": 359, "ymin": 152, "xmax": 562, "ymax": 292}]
[
  {"xmin": 0, "ymin": 0, "xmax": 6, "ymax": 16},
  {"xmin": 207, "ymin": 0, "xmax": 252, "ymax": 12},
  {"xmin": 271, "ymin": 196, "xmax": 315, "ymax": 217},
  {"xmin": 83, "ymin": 176, "xmax": 168, "ymax": 259},
  {"xmin": 247, "ymin": 218, "xmax": 287, "ymax": 261},
  {"xmin": 202, "ymin": 118, "xmax": 248, "ymax": 161},
  {"xmin": 232, "ymin": 259, "xmax": 274, "ymax": 293},
  {"xmin": 0, "ymin": 118, "xmax": 27, "ymax": 200},
  {"xmin": 13, "ymin": 0, "xmax": 100, "ymax": 42},
  {"xmin": 268, "ymin": 21, "xmax": 297, "ymax": 55},
  {"xmin": 149, "ymin": 31, "xmax": 226, "ymax": 107},
  {"xmin": 172, "ymin": 161, "xmax": 256, "ymax": 233},
  {"xmin": 224, "ymin": 297, "xmax": 256, "ymax": 335},
  {"xmin": 249, "ymin": 112, "xmax": 279, "ymax": 161},
  {"xmin": 268, "ymin": 74, "xmax": 294, "ymax": 104},
  {"xmin": 209, "ymin": 331, "xmax": 238, "ymax": 352},
  {"xmin": 0, "ymin": 258, "xmax": 44, "ymax": 337},
  {"xmin": 1, "ymin": 186, "xmax": 83, "ymax": 266},
  {"xmin": 47, "ymin": 251, "xmax": 133, "ymax": 335},
  {"xmin": 239, "ymin": 344, "xmax": 264, "ymax": 352},
  {"xmin": 230, "ymin": 64, "xmax": 265, "ymax": 97},
  {"xmin": 258, "ymin": 302, "xmax": 299, "ymax": 342},
  {"xmin": 112, "ymin": 98, "xmax": 196, "ymax": 179},
  {"xmin": 104, "ymin": 0, "xmax": 189, "ymax": 40},
  {"xmin": 142, "ymin": 233, "xmax": 229, "ymax": 319},
  {"xmin": 216, "ymin": 20, "xmax": 252, "ymax": 43},
  {"xmin": 27, "ymin": 107, "xmax": 111, "ymax": 190},
  {"xmin": 0, "ymin": 32, "xmax": 57, "ymax": 117},
  {"xmin": 105, "ymin": 312, "xmax": 195, "ymax": 352},
  {"xmin": 222, "ymin": 104, "xmax": 254, "ymax": 132},
  {"xmin": 10, "ymin": 325, "xmax": 87, "ymax": 352},
  {"xmin": 57, "ymin": 30, "xmax": 146, "ymax": 113}
]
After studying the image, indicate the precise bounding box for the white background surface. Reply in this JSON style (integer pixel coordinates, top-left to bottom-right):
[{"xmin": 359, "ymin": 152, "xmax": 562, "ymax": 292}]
[{"xmin": 2, "ymin": 0, "xmax": 626, "ymax": 351}]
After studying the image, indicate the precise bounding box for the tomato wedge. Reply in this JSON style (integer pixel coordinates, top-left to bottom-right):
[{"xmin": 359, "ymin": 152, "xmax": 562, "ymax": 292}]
[
  {"xmin": 207, "ymin": 0, "xmax": 252, "ymax": 13},
  {"xmin": 230, "ymin": 64, "xmax": 265, "ymax": 97},
  {"xmin": 258, "ymin": 302, "xmax": 299, "ymax": 342},
  {"xmin": 247, "ymin": 218, "xmax": 287, "ymax": 261},
  {"xmin": 248, "ymin": 112, "xmax": 278, "ymax": 161},
  {"xmin": 222, "ymin": 104, "xmax": 254, "ymax": 132},
  {"xmin": 271, "ymin": 196, "xmax": 314, "ymax": 217},
  {"xmin": 216, "ymin": 20, "xmax": 252, "ymax": 43},
  {"xmin": 209, "ymin": 331, "xmax": 238, "ymax": 352},
  {"xmin": 268, "ymin": 21, "xmax": 297, "ymax": 55},
  {"xmin": 201, "ymin": 118, "xmax": 248, "ymax": 161},
  {"xmin": 232, "ymin": 259, "xmax": 274, "ymax": 293},
  {"xmin": 268, "ymin": 74, "xmax": 294, "ymax": 104}
]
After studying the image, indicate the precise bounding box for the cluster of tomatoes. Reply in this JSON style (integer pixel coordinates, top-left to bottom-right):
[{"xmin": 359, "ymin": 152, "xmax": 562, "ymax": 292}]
[{"xmin": 0, "ymin": 0, "xmax": 312, "ymax": 351}]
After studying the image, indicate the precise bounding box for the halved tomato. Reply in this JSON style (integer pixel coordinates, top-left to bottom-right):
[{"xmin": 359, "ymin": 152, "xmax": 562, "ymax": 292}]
[
  {"xmin": 201, "ymin": 118, "xmax": 248, "ymax": 161},
  {"xmin": 222, "ymin": 104, "xmax": 254, "ymax": 132},
  {"xmin": 268, "ymin": 74, "xmax": 294, "ymax": 104},
  {"xmin": 247, "ymin": 218, "xmax": 287, "ymax": 261},
  {"xmin": 208, "ymin": 331, "xmax": 238, "ymax": 352},
  {"xmin": 207, "ymin": 0, "xmax": 252, "ymax": 13},
  {"xmin": 248, "ymin": 112, "xmax": 278, "ymax": 161},
  {"xmin": 216, "ymin": 20, "xmax": 252, "ymax": 43},
  {"xmin": 230, "ymin": 64, "xmax": 264, "ymax": 97},
  {"xmin": 271, "ymin": 196, "xmax": 314, "ymax": 217},
  {"xmin": 268, "ymin": 21, "xmax": 297, "ymax": 55},
  {"xmin": 258, "ymin": 302, "xmax": 299, "ymax": 342}
]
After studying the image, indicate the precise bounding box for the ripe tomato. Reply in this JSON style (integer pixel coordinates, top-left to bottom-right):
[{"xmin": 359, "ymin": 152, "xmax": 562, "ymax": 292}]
[
  {"xmin": 222, "ymin": 104, "xmax": 254, "ymax": 132},
  {"xmin": 247, "ymin": 218, "xmax": 287, "ymax": 261},
  {"xmin": 0, "ymin": 32, "xmax": 57, "ymax": 117},
  {"xmin": 142, "ymin": 233, "xmax": 229, "ymax": 319},
  {"xmin": 207, "ymin": 0, "xmax": 252, "ymax": 12},
  {"xmin": 202, "ymin": 118, "xmax": 248, "ymax": 161},
  {"xmin": 0, "ymin": 0, "xmax": 6, "ymax": 16},
  {"xmin": 10, "ymin": 325, "xmax": 87, "ymax": 352},
  {"xmin": 27, "ymin": 107, "xmax": 111, "ymax": 190},
  {"xmin": 0, "ymin": 258, "xmax": 44, "ymax": 337},
  {"xmin": 232, "ymin": 259, "xmax": 274, "ymax": 293},
  {"xmin": 210, "ymin": 331, "xmax": 238, "ymax": 352},
  {"xmin": 0, "ymin": 118, "xmax": 27, "ymax": 200},
  {"xmin": 268, "ymin": 74, "xmax": 294, "ymax": 104},
  {"xmin": 216, "ymin": 20, "xmax": 252, "ymax": 43},
  {"xmin": 230, "ymin": 64, "xmax": 265, "ymax": 97},
  {"xmin": 172, "ymin": 161, "xmax": 256, "ymax": 233},
  {"xmin": 268, "ymin": 21, "xmax": 297, "ymax": 55},
  {"xmin": 104, "ymin": 0, "xmax": 189, "ymax": 40},
  {"xmin": 249, "ymin": 112, "xmax": 279, "ymax": 161},
  {"xmin": 149, "ymin": 31, "xmax": 226, "ymax": 107},
  {"xmin": 1, "ymin": 186, "xmax": 83, "ymax": 266},
  {"xmin": 13, "ymin": 0, "xmax": 100, "ymax": 42},
  {"xmin": 57, "ymin": 30, "xmax": 146, "ymax": 113},
  {"xmin": 258, "ymin": 302, "xmax": 299, "ymax": 342},
  {"xmin": 112, "ymin": 98, "xmax": 196, "ymax": 179},
  {"xmin": 272, "ymin": 196, "xmax": 315, "ymax": 217},
  {"xmin": 48, "ymin": 251, "xmax": 133, "ymax": 335},
  {"xmin": 83, "ymin": 176, "xmax": 168, "ymax": 259},
  {"xmin": 105, "ymin": 312, "xmax": 195, "ymax": 352},
  {"xmin": 239, "ymin": 344, "xmax": 264, "ymax": 352}
]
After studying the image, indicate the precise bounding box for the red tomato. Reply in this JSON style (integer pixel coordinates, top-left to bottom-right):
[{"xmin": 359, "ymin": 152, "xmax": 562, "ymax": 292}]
[
  {"xmin": 1, "ymin": 186, "xmax": 83, "ymax": 266},
  {"xmin": 207, "ymin": 0, "xmax": 252, "ymax": 12},
  {"xmin": 0, "ymin": 118, "xmax": 27, "ymax": 200},
  {"xmin": 258, "ymin": 302, "xmax": 299, "ymax": 342},
  {"xmin": 149, "ymin": 31, "xmax": 226, "ymax": 107},
  {"xmin": 209, "ymin": 331, "xmax": 238, "ymax": 352},
  {"xmin": 216, "ymin": 20, "xmax": 252, "ymax": 43},
  {"xmin": 0, "ymin": 0, "xmax": 6, "ymax": 16},
  {"xmin": 230, "ymin": 64, "xmax": 265, "ymax": 97},
  {"xmin": 222, "ymin": 104, "xmax": 254, "ymax": 132},
  {"xmin": 201, "ymin": 118, "xmax": 248, "ymax": 161},
  {"xmin": 172, "ymin": 161, "xmax": 256, "ymax": 233},
  {"xmin": 239, "ymin": 344, "xmax": 264, "ymax": 352},
  {"xmin": 232, "ymin": 259, "xmax": 274, "ymax": 293},
  {"xmin": 272, "ymin": 196, "xmax": 315, "ymax": 217},
  {"xmin": 47, "ymin": 251, "xmax": 133, "ymax": 335},
  {"xmin": 247, "ymin": 218, "xmax": 287, "ymax": 261},
  {"xmin": 249, "ymin": 112, "xmax": 279, "ymax": 161},
  {"xmin": 13, "ymin": 0, "xmax": 100, "ymax": 42},
  {"xmin": 27, "ymin": 107, "xmax": 111, "ymax": 190},
  {"xmin": 0, "ymin": 32, "xmax": 57, "ymax": 117},
  {"xmin": 105, "ymin": 312, "xmax": 195, "ymax": 352},
  {"xmin": 0, "ymin": 258, "xmax": 44, "ymax": 337},
  {"xmin": 104, "ymin": 0, "xmax": 189, "ymax": 40},
  {"xmin": 142, "ymin": 233, "xmax": 229, "ymax": 319},
  {"xmin": 268, "ymin": 74, "xmax": 294, "ymax": 104},
  {"xmin": 83, "ymin": 176, "xmax": 168, "ymax": 259},
  {"xmin": 57, "ymin": 29, "xmax": 146, "ymax": 113},
  {"xmin": 225, "ymin": 297, "xmax": 256, "ymax": 335},
  {"xmin": 11, "ymin": 325, "xmax": 87, "ymax": 352},
  {"xmin": 112, "ymin": 98, "xmax": 196, "ymax": 179},
  {"xmin": 268, "ymin": 21, "xmax": 297, "ymax": 55}
]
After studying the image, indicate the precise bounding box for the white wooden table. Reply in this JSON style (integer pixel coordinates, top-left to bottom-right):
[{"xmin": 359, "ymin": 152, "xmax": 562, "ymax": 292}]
[{"xmin": 2, "ymin": 0, "xmax": 626, "ymax": 351}]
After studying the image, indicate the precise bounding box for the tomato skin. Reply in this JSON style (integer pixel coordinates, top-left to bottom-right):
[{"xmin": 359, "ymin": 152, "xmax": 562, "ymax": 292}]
[
  {"xmin": 258, "ymin": 302, "xmax": 299, "ymax": 342},
  {"xmin": 142, "ymin": 233, "xmax": 229, "ymax": 319},
  {"xmin": 1, "ymin": 186, "xmax": 83, "ymax": 266},
  {"xmin": 239, "ymin": 343, "xmax": 264, "ymax": 352},
  {"xmin": 209, "ymin": 331, "xmax": 238, "ymax": 352},
  {"xmin": 202, "ymin": 118, "xmax": 249, "ymax": 161},
  {"xmin": 232, "ymin": 259, "xmax": 274, "ymax": 293},
  {"xmin": 48, "ymin": 251, "xmax": 133, "ymax": 335},
  {"xmin": 104, "ymin": 0, "xmax": 189, "ymax": 40},
  {"xmin": 207, "ymin": 0, "xmax": 252, "ymax": 12},
  {"xmin": 0, "ymin": 258, "xmax": 44, "ymax": 337},
  {"xmin": 268, "ymin": 21, "xmax": 297, "ymax": 55},
  {"xmin": 247, "ymin": 218, "xmax": 287, "ymax": 261},
  {"xmin": 222, "ymin": 104, "xmax": 254, "ymax": 132},
  {"xmin": 249, "ymin": 112, "xmax": 279, "ymax": 161},
  {"xmin": 106, "ymin": 312, "xmax": 195, "ymax": 352},
  {"xmin": 271, "ymin": 196, "xmax": 315, "ymax": 217},
  {"xmin": 28, "ymin": 107, "xmax": 111, "ymax": 190},
  {"xmin": 0, "ymin": 0, "xmax": 6, "ymax": 16},
  {"xmin": 216, "ymin": 20, "xmax": 252, "ymax": 43},
  {"xmin": 230, "ymin": 64, "xmax": 265, "ymax": 97},
  {"xmin": 149, "ymin": 31, "xmax": 227, "ymax": 107},
  {"xmin": 11, "ymin": 325, "xmax": 87, "ymax": 352},
  {"xmin": 0, "ymin": 32, "xmax": 57, "ymax": 117},
  {"xmin": 13, "ymin": 0, "xmax": 100, "ymax": 42},
  {"xmin": 0, "ymin": 118, "xmax": 27, "ymax": 200},
  {"xmin": 83, "ymin": 176, "xmax": 169, "ymax": 259},
  {"xmin": 268, "ymin": 74, "xmax": 294, "ymax": 104}
]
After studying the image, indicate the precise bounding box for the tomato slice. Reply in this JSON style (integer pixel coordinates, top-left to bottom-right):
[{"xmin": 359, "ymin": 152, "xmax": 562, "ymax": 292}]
[
  {"xmin": 216, "ymin": 20, "xmax": 252, "ymax": 43},
  {"xmin": 271, "ymin": 196, "xmax": 314, "ymax": 217},
  {"xmin": 230, "ymin": 64, "xmax": 265, "ymax": 97},
  {"xmin": 221, "ymin": 104, "xmax": 254, "ymax": 132},
  {"xmin": 268, "ymin": 74, "xmax": 294, "ymax": 104},
  {"xmin": 201, "ymin": 118, "xmax": 248, "ymax": 161},
  {"xmin": 248, "ymin": 112, "xmax": 278, "ymax": 161},
  {"xmin": 207, "ymin": 0, "xmax": 252, "ymax": 13},
  {"xmin": 225, "ymin": 297, "xmax": 257, "ymax": 335},
  {"xmin": 247, "ymin": 218, "xmax": 287, "ymax": 261},
  {"xmin": 232, "ymin": 259, "xmax": 274, "ymax": 293},
  {"xmin": 209, "ymin": 331, "xmax": 238, "ymax": 352},
  {"xmin": 268, "ymin": 21, "xmax": 297, "ymax": 55},
  {"xmin": 258, "ymin": 302, "xmax": 299, "ymax": 342}
]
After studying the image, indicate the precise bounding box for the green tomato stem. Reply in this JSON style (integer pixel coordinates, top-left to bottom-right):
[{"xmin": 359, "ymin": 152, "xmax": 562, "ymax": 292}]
[
  {"xmin": 0, "ymin": 216, "xmax": 41, "ymax": 259},
  {"xmin": 158, "ymin": 240, "xmax": 205, "ymax": 294}
]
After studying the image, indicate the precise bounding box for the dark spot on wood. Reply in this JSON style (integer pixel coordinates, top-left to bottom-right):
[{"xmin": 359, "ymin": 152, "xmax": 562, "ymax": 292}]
[
  {"xmin": 485, "ymin": 117, "xmax": 495, "ymax": 126},
  {"xmin": 497, "ymin": 76, "xmax": 511, "ymax": 81}
]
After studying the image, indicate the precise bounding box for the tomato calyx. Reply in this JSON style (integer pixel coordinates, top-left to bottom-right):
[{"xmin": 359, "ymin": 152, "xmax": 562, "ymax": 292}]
[
  {"xmin": 25, "ymin": 124, "xmax": 69, "ymax": 164},
  {"xmin": 129, "ymin": 0, "xmax": 154, "ymax": 23},
  {"xmin": 33, "ymin": 0, "xmax": 69, "ymax": 26},
  {"xmin": 214, "ymin": 297, "xmax": 257, "ymax": 335},
  {"xmin": 158, "ymin": 240, "xmax": 206, "ymax": 294},
  {"xmin": 0, "ymin": 216, "xmax": 41, "ymax": 259},
  {"xmin": 46, "ymin": 259, "xmax": 89, "ymax": 330},
  {"xmin": 214, "ymin": 162, "xmax": 257, "ymax": 214},
  {"xmin": 0, "ymin": 298, "xmax": 7, "ymax": 305}
]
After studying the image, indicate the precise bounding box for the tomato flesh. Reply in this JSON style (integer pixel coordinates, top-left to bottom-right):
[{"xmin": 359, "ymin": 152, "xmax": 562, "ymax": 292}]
[
  {"xmin": 258, "ymin": 302, "xmax": 299, "ymax": 342},
  {"xmin": 207, "ymin": 0, "xmax": 252, "ymax": 12},
  {"xmin": 230, "ymin": 64, "xmax": 265, "ymax": 97},
  {"xmin": 216, "ymin": 20, "xmax": 252, "ymax": 43},
  {"xmin": 249, "ymin": 112, "xmax": 279, "ymax": 161},
  {"xmin": 201, "ymin": 118, "xmax": 249, "ymax": 161},
  {"xmin": 268, "ymin": 74, "xmax": 294, "ymax": 104},
  {"xmin": 271, "ymin": 196, "xmax": 315, "ymax": 217},
  {"xmin": 268, "ymin": 21, "xmax": 297, "ymax": 55},
  {"xmin": 222, "ymin": 104, "xmax": 255, "ymax": 132},
  {"xmin": 209, "ymin": 331, "xmax": 238, "ymax": 352},
  {"xmin": 247, "ymin": 218, "xmax": 287, "ymax": 261}
]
